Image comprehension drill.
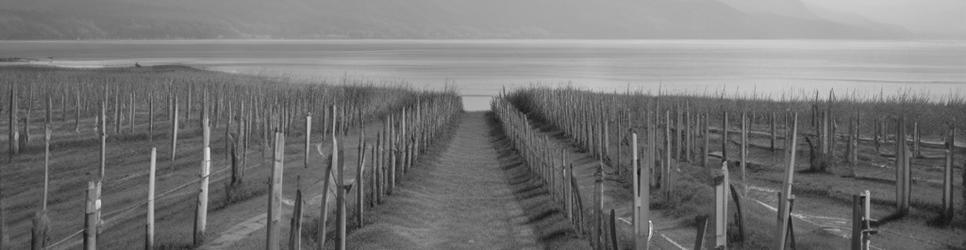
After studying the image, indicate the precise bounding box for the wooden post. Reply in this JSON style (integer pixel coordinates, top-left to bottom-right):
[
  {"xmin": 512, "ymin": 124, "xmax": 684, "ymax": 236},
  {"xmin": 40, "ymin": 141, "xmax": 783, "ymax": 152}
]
[
  {"xmin": 676, "ymin": 106, "xmax": 683, "ymax": 162},
  {"xmin": 729, "ymin": 184, "xmax": 746, "ymax": 243},
  {"xmin": 771, "ymin": 112, "xmax": 777, "ymax": 151},
  {"xmin": 610, "ymin": 209, "xmax": 618, "ymax": 250},
  {"xmin": 633, "ymin": 133, "xmax": 649, "ymax": 250},
  {"xmin": 703, "ymin": 113, "xmax": 710, "ymax": 167},
  {"xmin": 194, "ymin": 146, "xmax": 211, "ymax": 245},
  {"xmin": 851, "ymin": 193, "xmax": 863, "ymax": 250},
  {"xmin": 606, "ymin": 111, "xmax": 612, "ymax": 163},
  {"xmin": 289, "ymin": 178, "xmax": 303, "ymax": 250},
  {"xmin": 74, "ymin": 88, "xmax": 81, "ymax": 133},
  {"xmin": 713, "ymin": 161, "xmax": 729, "ymax": 249},
  {"xmin": 388, "ymin": 116, "xmax": 396, "ymax": 194},
  {"xmin": 267, "ymin": 132, "xmax": 284, "ymax": 250},
  {"xmin": 146, "ymin": 148, "xmax": 156, "ymax": 250},
  {"xmin": 595, "ymin": 163, "xmax": 603, "ymax": 249},
  {"xmin": 740, "ymin": 111, "xmax": 748, "ymax": 193},
  {"xmin": 694, "ymin": 216, "xmax": 709, "ymax": 250},
  {"xmin": 99, "ymin": 97, "xmax": 107, "ymax": 180},
  {"xmin": 721, "ymin": 112, "xmax": 728, "ymax": 163},
  {"xmin": 43, "ymin": 126, "xmax": 51, "ymax": 210},
  {"xmin": 913, "ymin": 122, "xmax": 921, "ymax": 158},
  {"xmin": 777, "ymin": 113, "xmax": 799, "ymax": 250},
  {"xmin": 942, "ymin": 127, "xmax": 954, "ymax": 220},
  {"xmin": 357, "ymin": 144, "xmax": 368, "ymax": 227},
  {"xmin": 31, "ymin": 210, "xmax": 49, "ymax": 250},
  {"xmin": 848, "ymin": 118, "xmax": 857, "ymax": 166},
  {"xmin": 318, "ymin": 137, "xmax": 338, "ymax": 250},
  {"xmin": 9, "ymin": 85, "xmax": 19, "ymax": 157},
  {"xmin": 171, "ymin": 95, "xmax": 179, "ymax": 168},
  {"xmin": 664, "ymin": 111, "xmax": 672, "ymax": 198},
  {"xmin": 337, "ymin": 161, "xmax": 348, "ymax": 250},
  {"xmin": 896, "ymin": 116, "xmax": 910, "ymax": 215},
  {"xmin": 84, "ymin": 181, "xmax": 101, "ymax": 250},
  {"xmin": 113, "ymin": 85, "xmax": 120, "ymax": 134},
  {"xmin": 149, "ymin": 94, "xmax": 154, "ymax": 144},
  {"xmin": 129, "ymin": 92, "xmax": 135, "ymax": 133},
  {"xmin": 305, "ymin": 114, "xmax": 312, "ymax": 168},
  {"xmin": 874, "ymin": 117, "xmax": 881, "ymax": 153}
]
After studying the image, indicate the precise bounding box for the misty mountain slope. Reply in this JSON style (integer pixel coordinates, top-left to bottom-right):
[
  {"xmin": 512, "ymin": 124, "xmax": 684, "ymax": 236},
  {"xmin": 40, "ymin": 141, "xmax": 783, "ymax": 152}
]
[
  {"xmin": 718, "ymin": 0, "xmax": 818, "ymax": 19},
  {"xmin": 0, "ymin": 0, "xmax": 904, "ymax": 39}
]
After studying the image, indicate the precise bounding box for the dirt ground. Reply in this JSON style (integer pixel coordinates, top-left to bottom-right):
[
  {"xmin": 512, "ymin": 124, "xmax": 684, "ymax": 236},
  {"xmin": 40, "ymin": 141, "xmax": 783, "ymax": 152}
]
[{"xmin": 342, "ymin": 112, "xmax": 588, "ymax": 250}]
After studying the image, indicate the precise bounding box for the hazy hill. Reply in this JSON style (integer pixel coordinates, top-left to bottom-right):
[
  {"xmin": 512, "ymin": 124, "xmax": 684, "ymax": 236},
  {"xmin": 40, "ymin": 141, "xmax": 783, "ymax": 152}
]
[{"xmin": 0, "ymin": 0, "xmax": 905, "ymax": 39}]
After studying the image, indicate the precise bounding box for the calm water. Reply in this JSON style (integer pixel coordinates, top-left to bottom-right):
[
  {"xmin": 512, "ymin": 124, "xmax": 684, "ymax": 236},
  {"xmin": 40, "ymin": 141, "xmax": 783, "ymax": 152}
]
[{"xmin": 2, "ymin": 40, "xmax": 966, "ymax": 110}]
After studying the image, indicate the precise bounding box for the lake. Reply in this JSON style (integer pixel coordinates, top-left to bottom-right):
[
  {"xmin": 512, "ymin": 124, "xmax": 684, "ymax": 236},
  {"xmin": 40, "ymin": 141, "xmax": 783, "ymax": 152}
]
[{"xmin": 2, "ymin": 39, "xmax": 966, "ymax": 110}]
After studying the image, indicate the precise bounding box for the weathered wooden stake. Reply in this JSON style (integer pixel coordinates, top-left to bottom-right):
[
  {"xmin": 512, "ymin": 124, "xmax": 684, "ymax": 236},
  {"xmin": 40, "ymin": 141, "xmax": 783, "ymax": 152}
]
[
  {"xmin": 129, "ymin": 92, "xmax": 135, "ymax": 133},
  {"xmin": 913, "ymin": 122, "xmax": 921, "ymax": 158},
  {"xmin": 851, "ymin": 191, "xmax": 873, "ymax": 250},
  {"xmin": 896, "ymin": 116, "xmax": 911, "ymax": 215},
  {"xmin": 305, "ymin": 114, "xmax": 312, "ymax": 168},
  {"xmin": 714, "ymin": 161, "xmax": 729, "ymax": 249},
  {"xmin": 633, "ymin": 133, "xmax": 650, "ymax": 250},
  {"xmin": 664, "ymin": 111, "xmax": 672, "ymax": 199},
  {"xmin": 9, "ymin": 85, "xmax": 19, "ymax": 157},
  {"xmin": 942, "ymin": 127, "xmax": 955, "ymax": 221},
  {"xmin": 777, "ymin": 113, "xmax": 799, "ymax": 250},
  {"xmin": 171, "ymin": 95, "xmax": 179, "ymax": 169},
  {"xmin": 31, "ymin": 210, "xmax": 49, "ymax": 250},
  {"xmin": 703, "ymin": 113, "xmax": 710, "ymax": 167},
  {"xmin": 99, "ymin": 97, "xmax": 107, "ymax": 180},
  {"xmin": 194, "ymin": 146, "xmax": 211, "ymax": 245},
  {"xmin": 740, "ymin": 111, "xmax": 748, "ymax": 194},
  {"xmin": 43, "ymin": 126, "xmax": 51, "ymax": 210},
  {"xmin": 337, "ymin": 145, "xmax": 348, "ymax": 250},
  {"xmin": 769, "ymin": 112, "xmax": 778, "ymax": 152},
  {"xmin": 721, "ymin": 112, "xmax": 729, "ymax": 163},
  {"xmin": 357, "ymin": 144, "xmax": 368, "ymax": 227},
  {"xmin": 595, "ymin": 163, "xmax": 603, "ymax": 249},
  {"xmin": 146, "ymin": 148, "xmax": 156, "ymax": 250},
  {"xmin": 610, "ymin": 209, "xmax": 618, "ymax": 250},
  {"xmin": 149, "ymin": 95, "xmax": 154, "ymax": 144},
  {"xmin": 694, "ymin": 216, "xmax": 709, "ymax": 250},
  {"xmin": 289, "ymin": 178, "xmax": 303, "ymax": 250},
  {"xmin": 267, "ymin": 132, "xmax": 284, "ymax": 250},
  {"xmin": 84, "ymin": 181, "xmax": 101, "ymax": 250},
  {"xmin": 318, "ymin": 137, "xmax": 338, "ymax": 250}
]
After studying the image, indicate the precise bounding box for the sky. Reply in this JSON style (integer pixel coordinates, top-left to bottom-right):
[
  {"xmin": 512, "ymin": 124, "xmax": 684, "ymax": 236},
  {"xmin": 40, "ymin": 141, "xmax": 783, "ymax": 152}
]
[{"xmin": 803, "ymin": 0, "xmax": 966, "ymax": 37}]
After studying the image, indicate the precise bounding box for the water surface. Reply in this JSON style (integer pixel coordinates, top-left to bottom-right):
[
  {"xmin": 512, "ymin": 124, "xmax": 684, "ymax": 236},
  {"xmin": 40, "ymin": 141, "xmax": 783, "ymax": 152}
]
[{"xmin": 2, "ymin": 40, "xmax": 965, "ymax": 110}]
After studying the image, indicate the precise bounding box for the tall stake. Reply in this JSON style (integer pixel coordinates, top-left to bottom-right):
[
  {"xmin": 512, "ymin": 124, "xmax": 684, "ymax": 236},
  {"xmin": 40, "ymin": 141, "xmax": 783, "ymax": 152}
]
[
  {"xmin": 777, "ymin": 113, "xmax": 799, "ymax": 250},
  {"xmin": 100, "ymin": 92, "xmax": 107, "ymax": 180},
  {"xmin": 357, "ymin": 143, "xmax": 368, "ymax": 227},
  {"xmin": 740, "ymin": 111, "xmax": 748, "ymax": 194},
  {"xmin": 633, "ymin": 133, "xmax": 649, "ymax": 250},
  {"xmin": 714, "ymin": 161, "xmax": 729, "ymax": 249},
  {"xmin": 171, "ymin": 95, "xmax": 179, "ymax": 169},
  {"xmin": 43, "ymin": 125, "xmax": 50, "ymax": 210},
  {"xmin": 942, "ymin": 127, "xmax": 955, "ymax": 220},
  {"xmin": 721, "ymin": 112, "xmax": 729, "ymax": 163},
  {"xmin": 318, "ymin": 137, "xmax": 338, "ymax": 250},
  {"xmin": 84, "ymin": 181, "xmax": 101, "ymax": 250},
  {"xmin": 146, "ymin": 148, "xmax": 156, "ymax": 250},
  {"xmin": 267, "ymin": 132, "xmax": 284, "ymax": 250},
  {"xmin": 9, "ymin": 85, "xmax": 18, "ymax": 158},
  {"xmin": 194, "ymin": 146, "xmax": 211, "ymax": 245}
]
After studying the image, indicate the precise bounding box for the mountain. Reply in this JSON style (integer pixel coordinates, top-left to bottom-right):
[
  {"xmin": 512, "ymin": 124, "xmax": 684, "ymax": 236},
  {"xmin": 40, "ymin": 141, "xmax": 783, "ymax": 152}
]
[
  {"xmin": 717, "ymin": 0, "xmax": 818, "ymax": 20},
  {"xmin": 0, "ymin": 0, "xmax": 906, "ymax": 39},
  {"xmin": 717, "ymin": 0, "xmax": 905, "ymax": 36}
]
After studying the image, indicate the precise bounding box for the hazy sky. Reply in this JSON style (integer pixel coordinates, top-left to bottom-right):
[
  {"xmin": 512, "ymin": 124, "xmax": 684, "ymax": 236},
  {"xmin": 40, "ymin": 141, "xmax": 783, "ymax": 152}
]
[{"xmin": 803, "ymin": 0, "xmax": 966, "ymax": 36}]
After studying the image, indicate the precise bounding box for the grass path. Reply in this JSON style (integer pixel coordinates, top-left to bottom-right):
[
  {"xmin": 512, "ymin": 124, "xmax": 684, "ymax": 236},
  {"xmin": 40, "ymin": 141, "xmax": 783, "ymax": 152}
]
[{"xmin": 344, "ymin": 112, "xmax": 588, "ymax": 249}]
